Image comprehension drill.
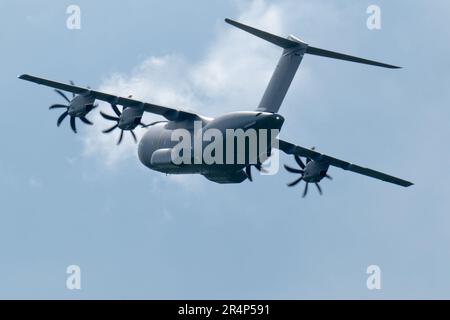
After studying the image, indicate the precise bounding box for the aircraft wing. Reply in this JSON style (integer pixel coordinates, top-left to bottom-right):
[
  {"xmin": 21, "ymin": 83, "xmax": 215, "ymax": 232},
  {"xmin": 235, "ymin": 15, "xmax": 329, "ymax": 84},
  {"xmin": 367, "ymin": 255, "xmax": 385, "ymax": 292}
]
[
  {"xmin": 276, "ymin": 139, "xmax": 413, "ymax": 187},
  {"xmin": 18, "ymin": 74, "xmax": 202, "ymax": 121}
]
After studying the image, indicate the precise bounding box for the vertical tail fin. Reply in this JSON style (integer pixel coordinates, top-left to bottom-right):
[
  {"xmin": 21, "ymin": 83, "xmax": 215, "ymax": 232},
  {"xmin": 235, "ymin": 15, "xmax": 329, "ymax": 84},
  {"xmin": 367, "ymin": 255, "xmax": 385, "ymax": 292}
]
[
  {"xmin": 225, "ymin": 18, "xmax": 307, "ymax": 113},
  {"xmin": 224, "ymin": 18, "xmax": 400, "ymax": 113}
]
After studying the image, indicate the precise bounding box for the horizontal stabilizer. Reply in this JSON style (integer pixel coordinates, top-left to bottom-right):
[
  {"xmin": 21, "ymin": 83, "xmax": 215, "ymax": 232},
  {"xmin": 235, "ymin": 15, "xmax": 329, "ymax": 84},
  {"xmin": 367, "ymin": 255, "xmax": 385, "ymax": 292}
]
[
  {"xmin": 224, "ymin": 18, "xmax": 303, "ymax": 49},
  {"xmin": 306, "ymin": 46, "xmax": 401, "ymax": 69},
  {"xmin": 225, "ymin": 18, "xmax": 401, "ymax": 69}
]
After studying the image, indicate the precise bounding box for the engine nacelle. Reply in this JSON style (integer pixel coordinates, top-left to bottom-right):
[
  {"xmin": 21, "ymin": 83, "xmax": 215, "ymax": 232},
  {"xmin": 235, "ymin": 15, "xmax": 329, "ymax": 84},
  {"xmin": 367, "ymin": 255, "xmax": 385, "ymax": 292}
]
[
  {"xmin": 303, "ymin": 160, "xmax": 330, "ymax": 183},
  {"xmin": 69, "ymin": 94, "xmax": 96, "ymax": 117},
  {"xmin": 119, "ymin": 107, "xmax": 144, "ymax": 130}
]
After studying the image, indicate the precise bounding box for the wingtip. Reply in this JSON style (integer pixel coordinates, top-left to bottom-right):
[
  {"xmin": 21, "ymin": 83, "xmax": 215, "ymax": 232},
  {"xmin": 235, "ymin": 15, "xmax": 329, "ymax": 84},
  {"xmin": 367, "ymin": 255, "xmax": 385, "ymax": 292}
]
[
  {"xmin": 401, "ymin": 180, "xmax": 414, "ymax": 187},
  {"xmin": 224, "ymin": 18, "xmax": 237, "ymax": 26},
  {"xmin": 18, "ymin": 74, "xmax": 33, "ymax": 80}
]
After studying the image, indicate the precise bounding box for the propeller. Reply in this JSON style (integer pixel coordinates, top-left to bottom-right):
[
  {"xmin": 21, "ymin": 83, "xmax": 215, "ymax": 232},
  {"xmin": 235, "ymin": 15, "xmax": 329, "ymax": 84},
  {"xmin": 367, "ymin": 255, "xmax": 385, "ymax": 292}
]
[
  {"xmin": 49, "ymin": 81, "xmax": 95, "ymax": 133},
  {"xmin": 245, "ymin": 163, "xmax": 267, "ymax": 182},
  {"xmin": 284, "ymin": 151, "xmax": 332, "ymax": 198},
  {"xmin": 100, "ymin": 105, "xmax": 133, "ymax": 145},
  {"xmin": 100, "ymin": 103, "xmax": 145, "ymax": 145}
]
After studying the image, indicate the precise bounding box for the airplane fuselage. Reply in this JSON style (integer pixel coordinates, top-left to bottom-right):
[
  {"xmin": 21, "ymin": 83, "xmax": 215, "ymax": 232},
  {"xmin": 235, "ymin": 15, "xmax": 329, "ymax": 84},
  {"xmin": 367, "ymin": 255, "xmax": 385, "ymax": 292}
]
[{"xmin": 137, "ymin": 111, "xmax": 284, "ymax": 179}]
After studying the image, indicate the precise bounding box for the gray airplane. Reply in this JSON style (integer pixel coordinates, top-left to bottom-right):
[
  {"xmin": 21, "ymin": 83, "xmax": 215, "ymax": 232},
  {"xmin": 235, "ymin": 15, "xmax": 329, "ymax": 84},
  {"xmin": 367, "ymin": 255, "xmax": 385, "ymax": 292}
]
[{"xmin": 19, "ymin": 18, "xmax": 413, "ymax": 196}]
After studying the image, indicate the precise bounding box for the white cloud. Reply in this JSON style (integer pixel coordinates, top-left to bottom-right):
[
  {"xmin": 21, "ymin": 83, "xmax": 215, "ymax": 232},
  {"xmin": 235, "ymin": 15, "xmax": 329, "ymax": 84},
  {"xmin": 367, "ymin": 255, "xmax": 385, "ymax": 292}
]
[
  {"xmin": 81, "ymin": 0, "xmax": 291, "ymax": 168},
  {"xmin": 82, "ymin": 54, "xmax": 196, "ymax": 167}
]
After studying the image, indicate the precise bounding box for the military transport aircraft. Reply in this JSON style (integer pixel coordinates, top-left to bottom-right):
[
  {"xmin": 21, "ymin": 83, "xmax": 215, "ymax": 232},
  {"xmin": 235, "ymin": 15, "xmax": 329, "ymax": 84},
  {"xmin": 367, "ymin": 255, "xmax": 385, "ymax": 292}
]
[{"xmin": 19, "ymin": 18, "xmax": 413, "ymax": 196}]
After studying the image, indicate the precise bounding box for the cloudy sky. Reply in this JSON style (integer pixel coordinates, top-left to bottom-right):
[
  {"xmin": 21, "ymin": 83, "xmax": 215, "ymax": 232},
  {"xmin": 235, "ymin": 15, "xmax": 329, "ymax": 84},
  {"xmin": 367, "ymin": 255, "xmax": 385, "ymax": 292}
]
[{"xmin": 1, "ymin": 0, "xmax": 450, "ymax": 299}]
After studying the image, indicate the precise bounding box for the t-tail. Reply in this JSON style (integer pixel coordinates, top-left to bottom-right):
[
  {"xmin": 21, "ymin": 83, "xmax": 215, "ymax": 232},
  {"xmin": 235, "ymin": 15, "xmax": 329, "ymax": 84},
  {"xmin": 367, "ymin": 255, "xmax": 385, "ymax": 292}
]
[{"xmin": 224, "ymin": 18, "xmax": 401, "ymax": 113}]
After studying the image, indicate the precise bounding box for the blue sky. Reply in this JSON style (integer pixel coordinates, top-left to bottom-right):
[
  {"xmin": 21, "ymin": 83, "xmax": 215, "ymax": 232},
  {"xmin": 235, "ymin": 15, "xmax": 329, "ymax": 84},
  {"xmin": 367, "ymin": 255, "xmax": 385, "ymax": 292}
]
[{"xmin": 1, "ymin": 0, "xmax": 450, "ymax": 299}]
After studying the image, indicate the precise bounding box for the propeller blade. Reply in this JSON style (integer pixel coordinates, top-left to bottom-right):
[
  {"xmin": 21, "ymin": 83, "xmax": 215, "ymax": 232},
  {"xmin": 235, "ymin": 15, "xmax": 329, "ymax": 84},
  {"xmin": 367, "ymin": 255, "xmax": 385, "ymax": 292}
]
[
  {"xmin": 254, "ymin": 163, "xmax": 268, "ymax": 173},
  {"xmin": 141, "ymin": 121, "xmax": 167, "ymax": 128},
  {"xmin": 54, "ymin": 89, "xmax": 71, "ymax": 103},
  {"xmin": 49, "ymin": 104, "xmax": 68, "ymax": 110},
  {"xmin": 80, "ymin": 116, "xmax": 93, "ymax": 125},
  {"xmin": 325, "ymin": 174, "xmax": 333, "ymax": 180},
  {"xmin": 70, "ymin": 116, "xmax": 77, "ymax": 133},
  {"xmin": 57, "ymin": 111, "xmax": 69, "ymax": 127},
  {"xmin": 287, "ymin": 176, "xmax": 303, "ymax": 187},
  {"xmin": 111, "ymin": 104, "xmax": 121, "ymax": 117},
  {"xmin": 117, "ymin": 130, "xmax": 124, "ymax": 145},
  {"xmin": 130, "ymin": 130, "xmax": 137, "ymax": 143},
  {"xmin": 315, "ymin": 182, "xmax": 323, "ymax": 195},
  {"xmin": 284, "ymin": 164, "xmax": 304, "ymax": 174},
  {"xmin": 245, "ymin": 166, "xmax": 253, "ymax": 182},
  {"xmin": 100, "ymin": 112, "xmax": 119, "ymax": 122},
  {"xmin": 102, "ymin": 124, "xmax": 118, "ymax": 134},
  {"xmin": 302, "ymin": 183, "xmax": 309, "ymax": 198},
  {"xmin": 294, "ymin": 155, "xmax": 306, "ymax": 169}
]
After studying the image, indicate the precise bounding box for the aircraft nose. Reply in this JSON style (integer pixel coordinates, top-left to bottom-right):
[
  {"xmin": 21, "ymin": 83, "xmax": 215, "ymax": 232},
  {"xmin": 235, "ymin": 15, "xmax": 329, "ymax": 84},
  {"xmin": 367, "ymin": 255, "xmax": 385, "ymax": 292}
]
[
  {"xmin": 258, "ymin": 114, "xmax": 284, "ymax": 130},
  {"xmin": 258, "ymin": 113, "xmax": 283, "ymax": 121},
  {"xmin": 263, "ymin": 113, "xmax": 284, "ymax": 129},
  {"xmin": 273, "ymin": 114, "xmax": 284, "ymax": 124}
]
